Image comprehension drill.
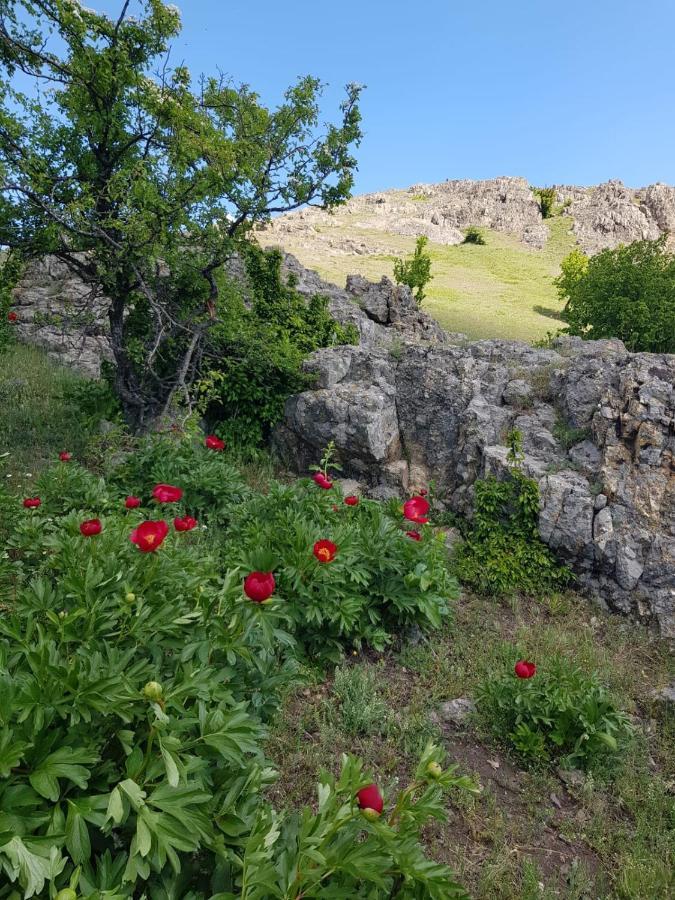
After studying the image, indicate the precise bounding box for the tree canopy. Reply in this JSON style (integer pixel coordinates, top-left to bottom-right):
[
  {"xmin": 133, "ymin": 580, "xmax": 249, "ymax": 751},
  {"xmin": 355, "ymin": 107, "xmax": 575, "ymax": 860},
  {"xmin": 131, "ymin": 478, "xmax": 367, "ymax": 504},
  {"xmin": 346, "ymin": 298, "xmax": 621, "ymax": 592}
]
[{"xmin": 0, "ymin": 0, "xmax": 362, "ymax": 429}]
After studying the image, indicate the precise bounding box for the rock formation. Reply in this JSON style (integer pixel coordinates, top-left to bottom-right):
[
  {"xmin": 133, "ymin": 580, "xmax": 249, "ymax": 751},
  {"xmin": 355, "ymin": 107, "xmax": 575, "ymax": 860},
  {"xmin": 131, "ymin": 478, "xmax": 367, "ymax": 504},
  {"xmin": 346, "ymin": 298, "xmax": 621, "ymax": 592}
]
[{"xmin": 275, "ymin": 332, "xmax": 675, "ymax": 638}]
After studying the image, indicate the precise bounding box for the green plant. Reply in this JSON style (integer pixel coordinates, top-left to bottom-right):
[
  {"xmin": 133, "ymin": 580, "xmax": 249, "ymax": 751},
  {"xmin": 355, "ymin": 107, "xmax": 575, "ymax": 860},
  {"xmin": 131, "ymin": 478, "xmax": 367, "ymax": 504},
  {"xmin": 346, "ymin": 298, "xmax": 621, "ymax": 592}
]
[
  {"xmin": 455, "ymin": 431, "xmax": 572, "ymax": 596},
  {"xmin": 393, "ymin": 235, "xmax": 433, "ymax": 303},
  {"xmin": 0, "ymin": 250, "xmax": 23, "ymax": 354},
  {"xmin": 552, "ymin": 418, "xmax": 591, "ymax": 452},
  {"xmin": 329, "ymin": 666, "xmax": 392, "ymax": 737},
  {"xmin": 222, "ymin": 478, "xmax": 459, "ymax": 660},
  {"xmin": 0, "ymin": 1, "xmax": 362, "ymax": 431},
  {"xmin": 533, "ymin": 187, "xmax": 557, "ymax": 219},
  {"xmin": 476, "ymin": 656, "xmax": 633, "ymax": 770},
  {"xmin": 557, "ymin": 236, "xmax": 675, "ymax": 352},
  {"xmin": 463, "ymin": 226, "xmax": 486, "ymax": 245}
]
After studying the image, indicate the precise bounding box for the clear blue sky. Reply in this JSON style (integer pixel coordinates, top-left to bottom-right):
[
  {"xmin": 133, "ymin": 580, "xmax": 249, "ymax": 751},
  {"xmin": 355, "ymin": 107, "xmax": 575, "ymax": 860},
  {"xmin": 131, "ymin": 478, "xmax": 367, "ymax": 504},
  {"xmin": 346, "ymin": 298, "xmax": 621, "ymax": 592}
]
[{"xmin": 29, "ymin": 1, "xmax": 675, "ymax": 192}]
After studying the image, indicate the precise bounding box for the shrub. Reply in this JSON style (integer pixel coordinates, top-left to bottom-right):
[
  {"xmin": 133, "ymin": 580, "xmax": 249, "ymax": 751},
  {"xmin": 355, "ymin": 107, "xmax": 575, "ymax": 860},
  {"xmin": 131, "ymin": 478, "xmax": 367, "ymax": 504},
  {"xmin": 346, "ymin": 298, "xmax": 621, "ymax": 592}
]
[
  {"xmin": 0, "ymin": 454, "xmax": 474, "ymax": 897},
  {"xmin": 455, "ymin": 431, "xmax": 572, "ymax": 596},
  {"xmin": 221, "ymin": 478, "xmax": 459, "ymax": 660},
  {"xmin": 197, "ymin": 245, "xmax": 358, "ymax": 449},
  {"xmin": 476, "ymin": 656, "xmax": 633, "ymax": 770},
  {"xmin": 393, "ymin": 235, "xmax": 433, "ymax": 304},
  {"xmin": 463, "ymin": 226, "xmax": 486, "ymax": 245},
  {"xmin": 557, "ymin": 236, "xmax": 675, "ymax": 353},
  {"xmin": 533, "ymin": 186, "xmax": 557, "ymax": 219},
  {"xmin": 0, "ymin": 250, "xmax": 24, "ymax": 355}
]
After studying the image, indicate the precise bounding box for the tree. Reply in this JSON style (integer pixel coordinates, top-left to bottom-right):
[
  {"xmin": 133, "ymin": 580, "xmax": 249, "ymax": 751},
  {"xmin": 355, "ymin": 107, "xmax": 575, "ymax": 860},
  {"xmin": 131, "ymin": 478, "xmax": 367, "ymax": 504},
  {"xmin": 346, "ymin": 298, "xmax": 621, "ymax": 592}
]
[
  {"xmin": 533, "ymin": 186, "xmax": 557, "ymax": 219},
  {"xmin": 556, "ymin": 236, "xmax": 675, "ymax": 353},
  {"xmin": 393, "ymin": 235, "xmax": 432, "ymax": 304},
  {"xmin": 0, "ymin": 0, "xmax": 362, "ymax": 431}
]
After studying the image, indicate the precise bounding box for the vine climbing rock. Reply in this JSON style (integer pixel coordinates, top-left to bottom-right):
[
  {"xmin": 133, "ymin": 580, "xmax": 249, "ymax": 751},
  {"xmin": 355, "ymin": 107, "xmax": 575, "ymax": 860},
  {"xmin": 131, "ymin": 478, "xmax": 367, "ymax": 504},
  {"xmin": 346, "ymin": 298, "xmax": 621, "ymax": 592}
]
[{"xmin": 275, "ymin": 335, "xmax": 675, "ymax": 637}]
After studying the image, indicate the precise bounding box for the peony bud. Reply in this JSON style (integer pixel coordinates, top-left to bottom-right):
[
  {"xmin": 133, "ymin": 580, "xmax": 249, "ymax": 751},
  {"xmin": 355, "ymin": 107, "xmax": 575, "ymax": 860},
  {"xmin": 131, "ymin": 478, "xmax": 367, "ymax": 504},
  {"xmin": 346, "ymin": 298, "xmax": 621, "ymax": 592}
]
[
  {"xmin": 125, "ymin": 592, "xmax": 136, "ymax": 603},
  {"xmin": 143, "ymin": 681, "xmax": 163, "ymax": 701},
  {"xmin": 426, "ymin": 761, "xmax": 443, "ymax": 779},
  {"xmin": 360, "ymin": 806, "xmax": 381, "ymax": 822},
  {"xmin": 55, "ymin": 891, "xmax": 78, "ymax": 900}
]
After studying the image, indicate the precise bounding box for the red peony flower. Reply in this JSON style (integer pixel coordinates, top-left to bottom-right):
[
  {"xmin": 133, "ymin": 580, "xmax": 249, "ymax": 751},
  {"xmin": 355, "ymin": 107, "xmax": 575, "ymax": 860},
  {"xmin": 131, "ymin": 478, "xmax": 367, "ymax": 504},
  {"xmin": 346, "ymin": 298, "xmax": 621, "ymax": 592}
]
[
  {"xmin": 23, "ymin": 497, "xmax": 41, "ymax": 509},
  {"xmin": 174, "ymin": 515, "xmax": 198, "ymax": 532},
  {"xmin": 356, "ymin": 783, "xmax": 383, "ymax": 816},
  {"xmin": 243, "ymin": 571, "xmax": 276, "ymax": 603},
  {"xmin": 312, "ymin": 472, "xmax": 333, "ymax": 489},
  {"xmin": 205, "ymin": 434, "xmax": 225, "ymax": 451},
  {"xmin": 313, "ymin": 539, "xmax": 337, "ymax": 563},
  {"xmin": 406, "ymin": 530, "xmax": 422, "ymax": 541},
  {"xmin": 125, "ymin": 495, "xmax": 141, "ymax": 509},
  {"xmin": 344, "ymin": 495, "xmax": 359, "ymax": 506},
  {"xmin": 80, "ymin": 518, "xmax": 102, "ymax": 537},
  {"xmin": 58, "ymin": 451, "xmax": 72, "ymax": 462},
  {"xmin": 7, "ymin": 311, "xmax": 18, "ymax": 323},
  {"xmin": 403, "ymin": 495, "xmax": 430, "ymax": 524},
  {"xmin": 152, "ymin": 483, "xmax": 183, "ymax": 503},
  {"xmin": 130, "ymin": 520, "xmax": 169, "ymax": 552},
  {"xmin": 514, "ymin": 660, "xmax": 536, "ymax": 679}
]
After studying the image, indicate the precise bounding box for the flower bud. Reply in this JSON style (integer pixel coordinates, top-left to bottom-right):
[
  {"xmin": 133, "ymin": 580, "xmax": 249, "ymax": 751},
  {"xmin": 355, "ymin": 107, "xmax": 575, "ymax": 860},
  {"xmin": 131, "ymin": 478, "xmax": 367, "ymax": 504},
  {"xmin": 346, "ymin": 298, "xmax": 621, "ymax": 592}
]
[
  {"xmin": 143, "ymin": 681, "xmax": 163, "ymax": 701},
  {"xmin": 426, "ymin": 761, "xmax": 442, "ymax": 779},
  {"xmin": 125, "ymin": 592, "xmax": 136, "ymax": 603},
  {"xmin": 360, "ymin": 806, "xmax": 381, "ymax": 822},
  {"xmin": 55, "ymin": 891, "xmax": 78, "ymax": 900}
]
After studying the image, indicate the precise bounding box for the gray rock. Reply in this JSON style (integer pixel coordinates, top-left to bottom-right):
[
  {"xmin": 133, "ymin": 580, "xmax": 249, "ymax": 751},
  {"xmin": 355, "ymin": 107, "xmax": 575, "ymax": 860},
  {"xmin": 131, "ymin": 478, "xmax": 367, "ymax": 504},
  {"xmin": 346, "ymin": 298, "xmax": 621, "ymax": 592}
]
[{"xmin": 439, "ymin": 698, "xmax": 476, "ymax": 727}]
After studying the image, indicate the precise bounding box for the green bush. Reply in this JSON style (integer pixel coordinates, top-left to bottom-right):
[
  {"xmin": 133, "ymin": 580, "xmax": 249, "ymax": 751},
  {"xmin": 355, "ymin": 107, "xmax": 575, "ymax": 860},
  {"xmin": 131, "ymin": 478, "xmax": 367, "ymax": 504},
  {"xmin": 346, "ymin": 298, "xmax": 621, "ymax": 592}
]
[
  {"xmin": 0, "ymin": 250, "xmax": 24, "ymax": 355},
  {"xmin": 557, "ymin": 236, "xmax": 675, "ymax": 353},
  {"xmin": 393, "ymin": 235, "xmax": 433, "ymax": 303},
  {"xmin": 533, "ymin": 186, "xmax": 557, "ymax": 219},
  {"xmin": 0, "ymin": 452, "xmax": 474, "ymax": 897},
  {"xmin": 197, "ymin": 246, "xmax": 358, "ymax": 449},
  {"xmin": 462, "ymin": 226, "xmax": 486, "ymax": 245},
  {"xmin": 455, "ymin": 431, "xmax": 572, "ymax": 596},
  {"xmin": 222, "ymin": 478, "xmax": 459, "ymax": 660},
  {"xmin": 476, "ymin": 656, "xmax": 633, "ymax": 770}
]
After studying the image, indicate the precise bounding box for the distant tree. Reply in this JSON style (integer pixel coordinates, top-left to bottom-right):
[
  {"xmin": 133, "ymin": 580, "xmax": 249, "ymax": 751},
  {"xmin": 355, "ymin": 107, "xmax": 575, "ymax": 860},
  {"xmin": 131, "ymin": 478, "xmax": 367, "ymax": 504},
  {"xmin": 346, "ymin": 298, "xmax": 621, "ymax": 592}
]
[
  {"xmin": 463, "ymin": 226, "xmax": 486, "ymax": 245},
  {"xmin": 393, "ymin": 235, "xmax": 433, "ymax": 304},
  {"xmin": 557, "ymin": 236, "xmax": 675, "ymax": 353},
  {"xmin": 0, "ymin": 0, "xmax": 362, "ymax": 431},
  {"xmin": 533, "ymin": 187, "xmax": 557, "ymax": 219}
]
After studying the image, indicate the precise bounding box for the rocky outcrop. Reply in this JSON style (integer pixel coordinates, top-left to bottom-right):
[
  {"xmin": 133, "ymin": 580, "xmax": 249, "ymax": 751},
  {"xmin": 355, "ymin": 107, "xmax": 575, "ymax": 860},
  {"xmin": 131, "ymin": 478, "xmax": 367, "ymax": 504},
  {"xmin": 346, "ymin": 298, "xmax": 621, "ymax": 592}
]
[{"xmin": 276, "ymin": 335, "xmax": 675, "ymax": 637}]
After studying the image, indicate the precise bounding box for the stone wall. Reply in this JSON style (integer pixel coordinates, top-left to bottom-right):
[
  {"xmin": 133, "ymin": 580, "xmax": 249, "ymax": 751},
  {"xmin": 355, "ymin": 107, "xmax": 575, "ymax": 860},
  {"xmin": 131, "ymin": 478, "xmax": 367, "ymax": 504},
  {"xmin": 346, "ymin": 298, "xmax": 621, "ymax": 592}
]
[{"xmin": 275, "ymin": 335, "xmax": 675, "ymax": 637}]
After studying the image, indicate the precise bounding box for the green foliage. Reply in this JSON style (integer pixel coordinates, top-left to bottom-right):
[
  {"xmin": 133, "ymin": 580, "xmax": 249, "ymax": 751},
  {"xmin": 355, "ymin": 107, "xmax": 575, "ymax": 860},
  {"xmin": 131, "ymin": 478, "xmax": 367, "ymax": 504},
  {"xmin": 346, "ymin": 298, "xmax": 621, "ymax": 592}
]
[
  {"xmin": 533, "ymin": 187, "xmax": 557, "ymax": 219},
  {"xmin": 197, "ymin": 246, "xmax": 358, "ymax": 449},
  {"xmin": 0, "ymin": 447, "xmax": 473, "ymax": 897},
  {"xmin": 557, "ymin": 236, "xmax": 675, "ymax": 352},
  {"xmin": 552, "ymin": 418, "xmax": 590, "ymax": 452},
  {"xmin": 0, "ymin": 250, "xmax": 23, "ymax": 354},
  {"xmin": 463, "ymin": 226, "xmax": 486, "ymax": 245},
  {"xmin": 476, "ymin": 656, "xmax": 633, "ymax": 770},
  {"xmin": 393, "ymin": 235, "xmax": 433, "ymax": 304},
  {"xmin": 329, "ymin": 666, "xmax": 391, "ymax": 737},
  {"xmin": 0, "ymin": 1, "xmax": 363, "ymax": 430},
  {"xmin": 455, "ymin": 431, "xmax": 572, "ymax": 596},
  {"xmin": 222, "ymin": 477, "xmax": 459, "ymax": 661}
]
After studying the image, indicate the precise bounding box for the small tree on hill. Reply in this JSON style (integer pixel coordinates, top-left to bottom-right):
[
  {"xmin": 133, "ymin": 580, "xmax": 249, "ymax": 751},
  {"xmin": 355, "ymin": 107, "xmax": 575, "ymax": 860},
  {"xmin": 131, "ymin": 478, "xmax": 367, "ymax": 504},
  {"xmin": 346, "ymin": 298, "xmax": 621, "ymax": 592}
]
[
  {"xmin": 393, "ymin": 235, "xmax": 433, "ymax": 304},
  {"xmin": 533, "ymin": 186, "xmax": 557, "ymax": 219},
  {"xmin": 0, "ymin": 0, "xmax": 362, "ymax": 431},
  {"xmin": 556, "ymin": 236, "xmax": 675, "ymax": 353}
]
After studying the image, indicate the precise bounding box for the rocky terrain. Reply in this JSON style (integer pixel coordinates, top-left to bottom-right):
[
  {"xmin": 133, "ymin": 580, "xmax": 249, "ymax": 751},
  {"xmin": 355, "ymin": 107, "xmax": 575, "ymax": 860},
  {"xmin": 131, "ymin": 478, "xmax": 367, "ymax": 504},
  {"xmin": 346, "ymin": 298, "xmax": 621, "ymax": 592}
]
[{"xmin": 262, "ymin": 176, "xmax": 675, "ymax": 258}]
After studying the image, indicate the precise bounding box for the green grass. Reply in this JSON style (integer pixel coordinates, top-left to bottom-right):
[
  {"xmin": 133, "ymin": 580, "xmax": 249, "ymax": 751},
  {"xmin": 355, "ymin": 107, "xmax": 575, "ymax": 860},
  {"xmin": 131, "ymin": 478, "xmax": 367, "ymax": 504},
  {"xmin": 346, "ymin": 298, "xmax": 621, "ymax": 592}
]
[
  {"xmin": 265, "ymin": 216, "xmax": 577, "ymax": 343},
  {"xmin": 0, "ymin": 344, "xmax": 92, "ymax": 493}
]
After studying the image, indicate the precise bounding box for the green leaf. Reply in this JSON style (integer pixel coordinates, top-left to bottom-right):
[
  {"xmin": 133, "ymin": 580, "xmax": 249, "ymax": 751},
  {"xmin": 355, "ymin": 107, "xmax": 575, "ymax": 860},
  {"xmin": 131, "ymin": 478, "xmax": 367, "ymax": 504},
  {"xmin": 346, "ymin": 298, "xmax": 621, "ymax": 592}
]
[
  {"xmin": 28, "ymin": 747, "xmax": 97, "ymax": 801},
  {"xmin": 65, "ymin": 802, "xmax": 90, "ymax": 864}
]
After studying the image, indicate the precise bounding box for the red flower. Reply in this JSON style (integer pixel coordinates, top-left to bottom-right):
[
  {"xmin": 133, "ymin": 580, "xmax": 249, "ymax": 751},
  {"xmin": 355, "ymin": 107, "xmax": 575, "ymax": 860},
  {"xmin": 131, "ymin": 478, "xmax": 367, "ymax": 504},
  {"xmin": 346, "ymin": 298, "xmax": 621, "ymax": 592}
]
[
  {"xmin": 23, "ymin": 497, "xmax": 41, "ymax": 509},
  {"xmin": 152, "ymin": 483, "xmax": 183, "ymax": 503},
  {"xmin": 403, "ymin": 495, "xmax": 430, "ymax": 524},
  {"xmin": 356, "ymin": 783, "xmax": 383, "ymax": 816},
  {"xmin": 205, "ymin": 434, "xmax": 225, "ymax": 451},
  {"xmin": 125, "ymin": 495, "xmax": 141, "ymax": 509},
  {"xmin": 514, "ymin": 660, "xmax": 536, "ymax": 679},
  {"xmin": 419, "ymin": 488, "xmax": 428, "ymax": 497},
  {"xmin": 313, "ymin": 539, "xmax": 337, "ymax": 563},
  {"xmin": 406, "ymin": 530, "xmax": 422, "ymax": 541},
  {"xmin": 344, "ymin": 495, "xmax": 359, "ymax": 506},
  {"xmin": 312, "ymin": 472, "xmax": 333, "ymax": 490},
  {"xmin": 243, "ymin": 571, "xmax": 276, "ymax": 603},
  {"xmin": 130, "ymin": 520, "xmax": 169, "ymax": 552},
  {"xmin": 7, "ymin": 311, "xmax": 17, "ymax": 323},
  {"xmin": 80, "ymin": 518, "xmax": 102, "ymax": 537},
  {"xmin": 58, "ymin": 451, "xmax": 72, "ymax": 462},
  {"xmin": 174, "ymin": 515, "xmax": 198, "ymax": 532}
]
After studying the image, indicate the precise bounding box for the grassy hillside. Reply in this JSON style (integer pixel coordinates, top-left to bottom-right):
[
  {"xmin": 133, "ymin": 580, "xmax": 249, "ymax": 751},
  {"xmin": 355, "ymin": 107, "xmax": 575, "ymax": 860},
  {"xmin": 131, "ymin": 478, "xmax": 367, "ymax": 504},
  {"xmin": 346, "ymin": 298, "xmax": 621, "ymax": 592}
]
[{"xmin": 264, "ymin": 216, "xmax": 576, "ymax": 343}]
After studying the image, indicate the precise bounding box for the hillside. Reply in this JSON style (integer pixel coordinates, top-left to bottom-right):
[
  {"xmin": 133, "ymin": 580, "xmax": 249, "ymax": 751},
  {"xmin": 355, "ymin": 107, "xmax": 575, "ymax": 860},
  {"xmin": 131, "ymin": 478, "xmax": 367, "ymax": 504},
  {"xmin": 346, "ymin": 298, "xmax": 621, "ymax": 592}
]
[{"xmin": 260, "ymin": 177, "xmax": 675, "ymax": 343}]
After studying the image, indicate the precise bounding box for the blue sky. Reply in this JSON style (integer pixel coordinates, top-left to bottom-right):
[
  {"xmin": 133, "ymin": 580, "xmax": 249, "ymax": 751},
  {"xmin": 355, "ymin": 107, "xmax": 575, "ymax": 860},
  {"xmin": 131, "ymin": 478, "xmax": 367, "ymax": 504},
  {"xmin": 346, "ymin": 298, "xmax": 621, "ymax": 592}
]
[{"xmin": 24, "ymin": 1, "xmax": 675, "ymax": 192}]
